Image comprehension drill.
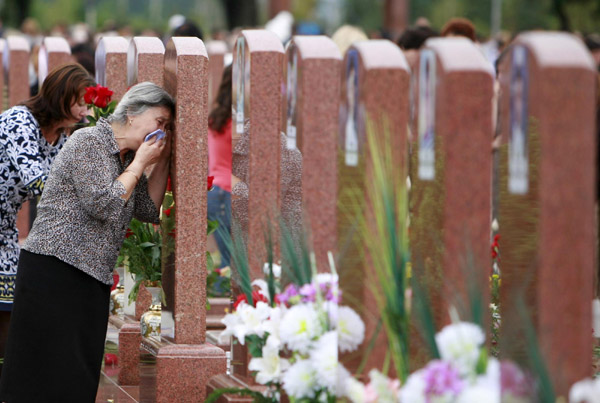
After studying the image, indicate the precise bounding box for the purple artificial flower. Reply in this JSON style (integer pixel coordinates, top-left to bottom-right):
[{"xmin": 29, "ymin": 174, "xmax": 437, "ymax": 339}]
[
  {"xmin": 277, "ymin": 284, "xmax": 299, "ymax": 305},
  {"xmin": 299, "ymin": 283, "xmax": 317, "ymax": 302},
  {"xmin": 423, "ymin": 360, "xmax": 463, "ymax": 399}
]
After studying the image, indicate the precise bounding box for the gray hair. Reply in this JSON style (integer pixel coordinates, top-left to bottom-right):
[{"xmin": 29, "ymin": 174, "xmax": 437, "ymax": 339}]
[{"xmin": 108, "ymin": 81, "xmax": 175, "ymax": 124}]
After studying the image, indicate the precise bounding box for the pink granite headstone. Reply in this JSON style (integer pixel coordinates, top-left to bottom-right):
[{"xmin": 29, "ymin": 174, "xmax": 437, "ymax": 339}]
[
  {"xmin": 6, "ymin": 36, "xmax": 30, "ymax": 108},
  {"xmin": 409, "ymin": 37, "xmax": 494, "ymax": 330},
  {"xmin": 206, "ymin": 40, "xmax": 227, "ymax": 107},
  {"xmin": 128, "ymin": 36, "xmax": 165, "ymax": 87},
  {"xmin": 284, "ymin": 35, "xmax": 341, "ymax": 270},
  {"xmin": 37, "ymin": 37, "xmax": 73, "ymax": 85},
  {"xmin": 212, "ymin": 30, "xmax": 283, "ymax": 391},
  {"xmin": 153, "ymin": 36, "xmax": 226, "ymax": 403},
  {"xmin": 95, "ymin": 36, "xmax": 129, "ymax": 101},
  {"xmin": 7, "ymin": 37, "xmax": 32, "ymax": 241},
  {"xmin": 337, "ymin": 39, "xmax": 410, "ymax": 374},
  {"xmin": 496, "ymin": 32, "xmax": 596, "ymax": 397},
  {"xmin": 231, "ymin": 30, "xmax": 284, "ymax": 278}
]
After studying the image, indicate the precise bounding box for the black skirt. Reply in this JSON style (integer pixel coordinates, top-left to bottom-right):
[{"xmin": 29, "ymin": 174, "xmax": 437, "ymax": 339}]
[{"xmin": 0, "ymin": 250, "xmax": 110, "ymax": 403}]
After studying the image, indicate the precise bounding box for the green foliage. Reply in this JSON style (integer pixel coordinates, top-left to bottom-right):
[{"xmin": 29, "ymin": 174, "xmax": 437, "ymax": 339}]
[
  {"xmin": 411, "ymin": 272, "xmax": 441, "ymax": 360},
  {"xmin": 246, "ymin": 334, "xmax": 266, "ymax": 358},
  {"xmin": 343, "ymin": 0, "xmax": 384, "ymax": 33},
  {"xmin": 345, "ymin": 119, "xmax": 412, "ymax": 382},
  {"xmin": 279, "ymin": 219, "xmax": 312, "ymax": 288},
  {"xmin": 29, "ymin": 0, "xmax": 84, "ymax": 31},
  {"xmin": 122, "ymin": 219, "xmax": 162, "ymax": 303}
]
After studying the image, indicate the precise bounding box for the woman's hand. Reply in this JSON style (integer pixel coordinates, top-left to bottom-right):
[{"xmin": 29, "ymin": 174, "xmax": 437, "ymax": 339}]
[{"xmin": 135, "ymin": 137, "xmax": 166, "ymax": 169}]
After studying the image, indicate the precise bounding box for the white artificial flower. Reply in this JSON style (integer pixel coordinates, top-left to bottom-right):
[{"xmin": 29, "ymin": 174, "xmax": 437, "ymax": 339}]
[
  {"xmin": 456, "ymin": 384, "xmax": 499, "ymax": 403},
  {"xmin": 473, "ymin": 357, "xmax": 500, "ymax": 397},
  {"xmin": 345, "ymin": 377, "xmax": 366, "ymax": 403},
  {"xmin": 263, "ymin": 262, "xmax": 282, "ymax": 278},
  {"xmin": 262, "ymin": 305, "xmax": 285, "ymax": 346},
  {"xmin": 218, "ymin": 311, "xmax": 243, "ymax": 344},
  {"xmin": 337, "ymin": 305, "xmax": 365, "ymax": 353},
  {"xmin": 320, "ymin": 300, "xmax": 338, "ymax": 326},
  {"xmin": 282, "ymin": 359, "xmax": 317, "ymax": 399},
  {"xmin": 279, "ymin": 303, "xmax": 322, "ymax": 354},
  {"xmin": 311, "ymin": 331, "xmax": 338, "ymax": 392},
  {"xmin": 569, "ymin": 377, "xmax": 600, "ymax": 403},
  {"xmin": 336, "ymin": 364, "xmax": 352, "ymax": 397},
  {"xmin": 248, "ymin": 335, "xmax": 290, "ymax": 384},
  {"xmin": 235, "ymin": 301, "xmax": 272, "ymax": 340},
  {"xmin": 399, "ymin": 370, "xmax": 426, "ymax": 403},
  {"xmin": 435, "ymin": 322, "xmax": 485, "ymax": 377},
  {"xmin": 366, "ymin": 369, "xmax": 400, "ymax": 403}
]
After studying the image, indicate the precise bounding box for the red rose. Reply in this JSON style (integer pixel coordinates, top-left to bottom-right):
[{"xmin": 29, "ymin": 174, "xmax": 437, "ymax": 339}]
[
  {"xmin": 125, "ymin": 228, "xmax": 134, "ymax": 238},
  {"xmin": 84, "ymin": 86, "xmax": 97, "ymax": 104},
  {"xmin": 207, "ymin": 176, "xmax": 214, "ymax": 191},
  {"xmin": 233, "ymin": 294, "xmax": 248, "ymax": 310},
  {"xmin": 166, "ymin": 176, "xmax": 172, "ymax": 191},
  {"xmin": 94, "ymin": 85, "xmax": 113, "ymax": 108},
  {"xmin": 164, "ymin": 207, "xmax": 172, "ymax": 217},
  {"xmin": 251, "ymin": 290, "xmax": 269, "ymax": 306}
]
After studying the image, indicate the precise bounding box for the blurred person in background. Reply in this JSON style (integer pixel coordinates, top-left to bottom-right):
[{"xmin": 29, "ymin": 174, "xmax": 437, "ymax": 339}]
[{"xmin": 208, "ymin": 64, "xmax": 233, "ymax": 269}]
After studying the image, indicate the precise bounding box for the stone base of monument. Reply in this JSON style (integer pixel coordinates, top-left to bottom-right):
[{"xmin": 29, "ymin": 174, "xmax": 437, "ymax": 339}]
[
  {"xmin": 108, "ymin": 314, "xmax": 142, "ymax": 386},
  {"xmin": 141, "ymin": 335, "xmax": 227, "ymax": 402}
]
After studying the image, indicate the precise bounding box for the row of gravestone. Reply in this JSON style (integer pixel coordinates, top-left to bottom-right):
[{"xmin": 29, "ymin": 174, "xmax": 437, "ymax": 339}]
[
  {"xmin": 3, "ymin": 30, "xmax": 595, "ymax": 400},
  {"xmin": 224, "ymin": 29, "xmax": 596, "ymax": 400}
]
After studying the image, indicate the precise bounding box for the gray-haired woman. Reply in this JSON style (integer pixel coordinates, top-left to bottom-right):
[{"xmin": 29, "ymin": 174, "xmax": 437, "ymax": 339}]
[{"xmin": 0, "ymin": 82, "xmax": 174, "ymax": 402}]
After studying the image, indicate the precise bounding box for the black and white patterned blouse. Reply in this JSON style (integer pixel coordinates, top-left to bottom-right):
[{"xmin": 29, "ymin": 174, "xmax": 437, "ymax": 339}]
[
  {"xmin": 23, "ymin": 118, "xmax": 159, "ymax": 285},
  {"xmin": 0, "ymin": 106, "xmax": 66, "ymax": 310}
]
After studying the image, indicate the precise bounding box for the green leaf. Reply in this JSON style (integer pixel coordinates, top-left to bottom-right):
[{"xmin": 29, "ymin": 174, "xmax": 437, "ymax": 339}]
[
  {"xmin": 206, "ymin": 251, "xmax": 214, "ymax": 271},
  {"xmin": 475, "ymin": 346, "xmax": 488, "ymax": 375},
  {"xmin": 246, "ymin": 334, "xmax": 266, "ymax": 357},
  {"xmin": 207, "ymin": 219, "xmax": 219, "ymax": 236}
]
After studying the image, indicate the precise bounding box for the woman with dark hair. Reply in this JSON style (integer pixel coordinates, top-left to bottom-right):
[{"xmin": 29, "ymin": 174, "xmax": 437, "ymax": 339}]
[
  {"xmin": 0, "ymin": 62, "xmax": 93, "ymax": 371},
  {"xmin": 208, "ymin": 64, "xmax": 233, "ymax": 268},
  {"xmin": 0, "ymin": 81, "xmax": 174, "ymax": 401}
]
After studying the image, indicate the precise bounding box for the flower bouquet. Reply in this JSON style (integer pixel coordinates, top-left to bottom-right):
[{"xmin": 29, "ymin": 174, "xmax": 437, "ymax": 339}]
[
  {"xmin": 207, "ymin": 222, "xmax": 366, "ymax": 402},
  {"xmin": 341, "ymin": 320, "xmax": 537, "ymax": 403},
  {"xmin": 84, "ymin": 84, "xmax": 116, "ymax": 125},
  {"xmin": 121, "ymin": 218, "xmax": 163, "ymax": 304}
]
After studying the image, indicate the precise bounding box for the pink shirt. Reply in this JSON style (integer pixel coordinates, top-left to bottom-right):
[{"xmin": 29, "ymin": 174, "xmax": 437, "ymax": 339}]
[{"xmin": 208, "ymin": 118, "xmax": 232, "ymax": 192}]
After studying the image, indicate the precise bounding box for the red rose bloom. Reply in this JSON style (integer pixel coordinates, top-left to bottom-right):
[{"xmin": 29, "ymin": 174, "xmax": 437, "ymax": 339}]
[
  {"xmin": 207, "ymin": 175, "xmax": 214, "ymax": 191},
  {"xmin": 94, "ymin": 85, "xmax": 113, "ymax": 108},
  {"xmin": 125, "ymin": 228, "xmax": 134, "ymax": 238},
  {"xmin": 84, "ymin": 86, "xmax": 96, "ymax": 104},
  {"xmin": 164, "ymin": 207, "xmax": 172, "ymax": 217},
  {"xmin": 233, "ymin": 294, "xmax": 248, "ymax": 310},
  {"xmin": 251, "ymin": 290, "xmax": 269, "ymax": 306}
]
